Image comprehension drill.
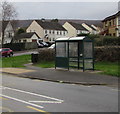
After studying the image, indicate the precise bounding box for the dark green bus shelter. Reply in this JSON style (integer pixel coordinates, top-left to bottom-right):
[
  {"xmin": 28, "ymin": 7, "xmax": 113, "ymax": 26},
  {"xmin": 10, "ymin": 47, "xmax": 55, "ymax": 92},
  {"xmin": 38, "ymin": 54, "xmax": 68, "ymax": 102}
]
[{"xmin": 55, "ymin": 36, "xmax": 94, "ymax": 71}]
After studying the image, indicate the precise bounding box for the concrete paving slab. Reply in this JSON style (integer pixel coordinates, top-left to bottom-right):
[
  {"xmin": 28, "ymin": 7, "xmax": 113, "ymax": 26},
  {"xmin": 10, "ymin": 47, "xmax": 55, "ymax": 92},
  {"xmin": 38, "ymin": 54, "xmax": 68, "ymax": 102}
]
[{"xmin": 0, "ymin": 68, "xmax": 35, "ymax": 74}]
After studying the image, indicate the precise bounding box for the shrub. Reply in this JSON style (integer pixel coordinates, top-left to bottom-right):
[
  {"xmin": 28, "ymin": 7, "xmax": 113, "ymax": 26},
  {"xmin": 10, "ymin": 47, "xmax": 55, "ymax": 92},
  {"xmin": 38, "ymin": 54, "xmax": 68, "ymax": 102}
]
[
  {"xmin": 94, "ymin": 46, "xmax": 120, "ymax": 62},
  {"xmin": 38, "ymin": 48, "xmax": 55, "ymax": 62},
  {"xmin": 94, "ymin": 36, "xmax": 120, "ymax": 46}
]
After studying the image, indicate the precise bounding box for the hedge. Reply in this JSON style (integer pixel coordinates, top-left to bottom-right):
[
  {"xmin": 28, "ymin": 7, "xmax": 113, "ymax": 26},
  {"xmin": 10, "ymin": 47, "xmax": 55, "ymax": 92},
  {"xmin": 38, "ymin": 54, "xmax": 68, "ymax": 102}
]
[
  {"xmin": 37, "ymin": 48, "xmax": 55, "ymax": 62},
  {"xmin": 94, "ymin": 37, "xmax": 120, "ymax": 46},
  {"xmin": 94, "ymin": 46, "xmax": 120, "ymax": 62},
  {"xmin": 2, "ymin": 42, "xmax": 38, "ymax": 51},
  {"xmin": 36, "ymin": 46, "xmax": 119, "ymax": 63}
]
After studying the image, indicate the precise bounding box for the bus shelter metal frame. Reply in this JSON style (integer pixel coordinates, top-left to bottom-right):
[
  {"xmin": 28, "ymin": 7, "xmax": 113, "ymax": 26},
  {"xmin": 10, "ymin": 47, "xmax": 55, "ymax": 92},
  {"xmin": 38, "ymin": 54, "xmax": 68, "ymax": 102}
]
[{"xmin": 55, "ymin": 36, "xmax": 94, "ymax": 71}]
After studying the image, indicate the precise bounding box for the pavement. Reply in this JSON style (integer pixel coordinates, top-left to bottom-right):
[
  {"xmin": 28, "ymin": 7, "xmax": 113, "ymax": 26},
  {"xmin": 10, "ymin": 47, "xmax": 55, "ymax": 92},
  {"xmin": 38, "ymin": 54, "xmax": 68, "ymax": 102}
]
[{"xmin": 0, "ymin": 63, "xmax": 119, "ymax": 87}]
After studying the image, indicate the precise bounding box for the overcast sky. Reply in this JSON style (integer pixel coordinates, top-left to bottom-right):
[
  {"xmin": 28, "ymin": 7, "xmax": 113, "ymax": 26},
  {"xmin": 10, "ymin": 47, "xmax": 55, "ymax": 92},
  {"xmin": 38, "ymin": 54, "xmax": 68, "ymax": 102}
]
[{"xmin": 10, "ymin": 1, "xmax": 119, "ymax": 20}]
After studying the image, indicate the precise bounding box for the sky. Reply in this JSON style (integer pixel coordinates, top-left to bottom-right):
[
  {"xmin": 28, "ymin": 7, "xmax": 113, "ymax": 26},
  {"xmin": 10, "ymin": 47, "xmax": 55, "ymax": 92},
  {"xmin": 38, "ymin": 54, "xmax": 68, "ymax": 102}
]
[{"xmin": 2, "ymin": 0, "xmax": 120, "ymax": 20}]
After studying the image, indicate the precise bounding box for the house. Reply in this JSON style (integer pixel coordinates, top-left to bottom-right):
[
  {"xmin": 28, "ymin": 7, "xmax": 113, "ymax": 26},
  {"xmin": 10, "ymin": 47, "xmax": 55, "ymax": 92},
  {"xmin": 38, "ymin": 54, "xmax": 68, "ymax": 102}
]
[
  {"xmin": 0, "ymin": 20, "xmax": 32, "ymax": 44},
  {"xmin": 63, "ymin": 22, "xmax": 89, "ymax": 37},
  {"xmin": 14, "ymin": 32, "xmax": 40, "ymax": 43},
  {"xmin": 81, "ymin": 23, "xmax": 97, "ymax": 34},
  {"xmin": 102, "ymin": 11, "xmax": 120, "ymax": 37},
  {"xmin": 1, "ymin": 21, "xmax": 15, "ymax": 44},
  {"xmin": 26, "ymin": 20, "xmax": 67, "ymax": 42},
  {"xmin": 0, "ymin": 21, "xmax": 2, "ymax": 44}
]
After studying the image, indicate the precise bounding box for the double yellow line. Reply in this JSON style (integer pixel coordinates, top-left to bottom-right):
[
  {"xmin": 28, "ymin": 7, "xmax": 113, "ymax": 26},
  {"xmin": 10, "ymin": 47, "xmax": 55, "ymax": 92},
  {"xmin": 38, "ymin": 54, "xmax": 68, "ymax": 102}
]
[{"xmin": 27, "ymin": 106, "xmax": 51, "ymax": 114}]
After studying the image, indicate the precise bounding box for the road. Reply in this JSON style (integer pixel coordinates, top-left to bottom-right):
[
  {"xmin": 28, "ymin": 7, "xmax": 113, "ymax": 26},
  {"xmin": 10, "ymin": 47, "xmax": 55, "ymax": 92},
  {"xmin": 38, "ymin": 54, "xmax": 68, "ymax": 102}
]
[
  {"xmin": 13, "ymin": 49, "xmax": 38, "ymax": 56},
  {"xmin": 0, "ymin": 73, "xmax": 118, "ymax": 113}
]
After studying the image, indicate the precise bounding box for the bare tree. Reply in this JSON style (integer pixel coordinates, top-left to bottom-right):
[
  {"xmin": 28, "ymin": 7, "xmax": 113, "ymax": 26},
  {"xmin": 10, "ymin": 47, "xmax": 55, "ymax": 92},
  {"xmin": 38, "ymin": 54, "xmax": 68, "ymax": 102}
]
[{"xmin": 1, "ymin": 1, "xmax": 18, "ymax": 44}]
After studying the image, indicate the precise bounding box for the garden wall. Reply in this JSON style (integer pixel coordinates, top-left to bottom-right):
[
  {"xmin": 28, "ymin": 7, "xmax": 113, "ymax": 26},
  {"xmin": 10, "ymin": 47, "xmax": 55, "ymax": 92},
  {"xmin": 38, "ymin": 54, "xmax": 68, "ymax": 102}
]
[{"xmin": 2, "ymin": 42, "xmax": 38, "ymax": 51}]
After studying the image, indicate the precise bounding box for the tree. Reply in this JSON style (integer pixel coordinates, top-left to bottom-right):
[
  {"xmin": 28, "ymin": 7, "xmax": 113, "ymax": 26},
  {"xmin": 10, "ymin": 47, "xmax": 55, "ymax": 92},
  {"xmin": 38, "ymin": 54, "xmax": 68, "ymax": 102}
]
[
  {"xmin": 17, "ymin": 28, "xmax": 25, "ymax": 35},
  {"xmin": 1, "ymin": 1, "xmax": 18, "ymax": 44},
  {"xmin": 51, "ymin": 19, "xmax": 59, "ymax": 22}
]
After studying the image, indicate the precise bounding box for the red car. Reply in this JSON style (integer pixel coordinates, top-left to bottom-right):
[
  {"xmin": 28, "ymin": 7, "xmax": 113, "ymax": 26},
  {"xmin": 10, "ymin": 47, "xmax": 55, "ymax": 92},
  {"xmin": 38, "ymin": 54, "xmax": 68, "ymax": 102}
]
[{"xmin": 0, "ymin": 48, "xmax": 13, "ymax": 57}]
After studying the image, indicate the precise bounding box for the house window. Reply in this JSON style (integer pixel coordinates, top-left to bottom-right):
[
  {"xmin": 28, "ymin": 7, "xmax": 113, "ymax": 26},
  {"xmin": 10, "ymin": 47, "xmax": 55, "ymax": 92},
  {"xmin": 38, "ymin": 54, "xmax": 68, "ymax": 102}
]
[
  {"xmin": 8, "ymin": 32, "xmax": 12, "ymax": 38},
  {"xmin": 113, "ymin": 33, "xmax": 116, "ymax": 36},
  {"xmin": 49, "ymin": 30, "xmax": 51, "ymax": 34},
  {"xmin": 57, "ymin": 31, "xmax": 59, "ymax": 35},
  {"xmin": 53, "ymin": 30, "xmax": 54, "ymax": 34},
  {"xmin": 23, "ymin": 40, "xmax": 26, "ymax": 42},
  {"xmin": 64, "ymin": 31, "xmax": 66, "ymax": 35},
  {"xmin": 109, "ymin": 21, "xmax": 111, "ymax": 26},
  {"xmin": 60, "ymin": 31, "xmax": 62, "ymax": 35},
  {"xmin": 45, "ymin": 30, "xmax": 47, "ymax": 34}
]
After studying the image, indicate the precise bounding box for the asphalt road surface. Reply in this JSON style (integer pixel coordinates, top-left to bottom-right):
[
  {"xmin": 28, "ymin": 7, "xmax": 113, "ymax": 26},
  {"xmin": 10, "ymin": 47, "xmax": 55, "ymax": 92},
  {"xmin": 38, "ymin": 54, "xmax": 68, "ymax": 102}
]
[{"xmin": 0, "ymin": 73, "xmax": 119, "ymax": 113}]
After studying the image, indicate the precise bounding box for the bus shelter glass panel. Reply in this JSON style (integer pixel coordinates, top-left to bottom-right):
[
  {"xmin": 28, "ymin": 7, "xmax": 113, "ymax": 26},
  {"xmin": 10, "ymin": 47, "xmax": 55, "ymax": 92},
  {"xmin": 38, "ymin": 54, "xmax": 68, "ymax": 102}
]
[
  {"xmin": 56, "ymin": 42, "xmax": 68, "ymax": 57},
  {"xmin": 69, "ymin": 42, "xmax": 78, "ymax": 68},
  {"xmin": 69, "ymin": 42, "xmax": 78, "ymax": 57},
  {"xmin": 84, "ymin": 42, "xmax": 93, "ymax": 58},
  {"xmin": 55, "ymin": 42, "xmax": 68, "ymax": 68},
  {"xmin": 84, "ymin": 41, "xmax": 93, "ymax": 70}
]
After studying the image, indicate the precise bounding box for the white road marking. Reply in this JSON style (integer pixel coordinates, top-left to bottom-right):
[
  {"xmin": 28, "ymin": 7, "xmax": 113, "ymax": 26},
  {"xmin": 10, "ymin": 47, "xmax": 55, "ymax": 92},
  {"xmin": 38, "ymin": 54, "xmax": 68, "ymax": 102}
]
[
  {"xmin": 111, "ymin": 89, "xmax": 120, "ymax": 91},
  {"xmin": 2, "ymin": 86, "xmax": 64, "ymax": 102},
  {"xmin": 29, "ymin": 101, "xmax": 62, "ymax": 103},
  {"xmin": 0, "ymin": 94, "xmax": 44, "ymax": 109}
]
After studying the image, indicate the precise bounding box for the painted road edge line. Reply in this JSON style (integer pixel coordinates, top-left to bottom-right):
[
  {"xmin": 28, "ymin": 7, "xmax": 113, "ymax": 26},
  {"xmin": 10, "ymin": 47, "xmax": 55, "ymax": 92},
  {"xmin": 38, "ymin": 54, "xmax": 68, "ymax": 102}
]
[{"xmin": 27, "ymin": 106, "xmax": 50, "ymax": 114}]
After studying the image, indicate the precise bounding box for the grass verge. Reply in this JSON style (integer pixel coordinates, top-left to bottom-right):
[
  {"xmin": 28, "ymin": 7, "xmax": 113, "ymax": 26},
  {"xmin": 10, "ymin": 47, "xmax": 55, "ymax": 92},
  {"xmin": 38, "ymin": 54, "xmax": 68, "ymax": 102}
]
[
  {"xmin": 95, "ymin": 61, "xmax": 119, "ymax": 77},
  {"xmin": 0, "ymin": 54, "xmax": 31, "ymax": 68},
  {"xmin": 34, "ymin": 61, "xmax": 55, "ymax": 68},
  {"xmin": 0, "ymin": 55, "xmax": 119, "ymax": 77}
]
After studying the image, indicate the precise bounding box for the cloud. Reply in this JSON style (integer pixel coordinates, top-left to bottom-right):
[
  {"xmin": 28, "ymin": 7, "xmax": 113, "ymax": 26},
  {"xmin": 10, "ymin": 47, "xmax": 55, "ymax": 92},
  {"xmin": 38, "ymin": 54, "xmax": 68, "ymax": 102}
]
[{"xmin": 13, "ymin": 2, "xmax": 118, "ymax": 20}]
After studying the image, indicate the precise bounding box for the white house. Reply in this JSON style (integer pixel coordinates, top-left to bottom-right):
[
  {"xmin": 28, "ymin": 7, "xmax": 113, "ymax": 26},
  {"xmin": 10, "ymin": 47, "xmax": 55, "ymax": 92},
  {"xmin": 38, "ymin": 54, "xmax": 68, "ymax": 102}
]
[
  {"xmin": 26, "ymin": 20, "xmax": 67, "ymax": 42},
  {"xmin": 14, "ymin": 32, "xmax": 40, "ymax": 43},
  {"xmin": 63, "ymin": 22, "xmax": 89, "ymax": 37},
  {"xmin": 0, "ymin": 21, "xmax": 14, "ymax": 44}
]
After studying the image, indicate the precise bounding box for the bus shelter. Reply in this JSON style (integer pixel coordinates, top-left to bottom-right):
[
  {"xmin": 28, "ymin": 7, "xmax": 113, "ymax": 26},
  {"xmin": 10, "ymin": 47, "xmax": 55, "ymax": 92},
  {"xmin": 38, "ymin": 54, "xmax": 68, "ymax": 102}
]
[{"xmin": 55, "ymin": 36, "xmax": 94, "ymax": 71}]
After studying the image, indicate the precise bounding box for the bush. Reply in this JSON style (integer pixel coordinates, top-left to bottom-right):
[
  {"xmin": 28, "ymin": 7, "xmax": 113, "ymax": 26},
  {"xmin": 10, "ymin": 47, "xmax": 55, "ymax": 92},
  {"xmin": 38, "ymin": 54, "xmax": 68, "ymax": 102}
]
[
  {"xmin": 94, "ymin": 46, "xmax": 120, "ymax": 62},
  {"xmin": 38, "ymin": 49, "xmax": 55, "ymax": 62},
  {"xmin": 94, "ymin": 36, "xmax": 120, "ymax": 46}
]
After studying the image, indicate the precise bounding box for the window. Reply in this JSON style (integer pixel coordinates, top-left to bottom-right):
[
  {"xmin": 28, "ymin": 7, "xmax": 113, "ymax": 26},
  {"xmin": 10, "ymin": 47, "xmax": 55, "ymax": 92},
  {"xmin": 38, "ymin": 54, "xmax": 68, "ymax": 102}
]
[
  {"xmin": 45, "ymin": 30, "xmax": 47, "ymax": 34},
  {"xmin": 109, "ymin": 21, "xmax": 111, "ymax": 26},
  {"xmin": 23, "ymin": 40, "xmax": 26, "ymax": 42},
  {"xmin": 53, "ymin": 30, "xmax": 54, "ymax": 34},
  {"xmin": 57, "ymin": 31, "xmax": 59, "ymax": 35},
  {"xmin": 49, "ymin": 30, "xmax": 51, "ymax": 34},
  {"xmin": 113, "ymin": 33, "xmax": 116, "ymax": 36},
  {"xmin": 60, "ymin": 31, "xmax": 62, "ymax": 35},
  {"xmin": 8, "ymin": 32, "xmax": 12, "ymax": 38},
  {"xmin": 64, "ymin": 31, "xmax": 66, "ymax": 35}
]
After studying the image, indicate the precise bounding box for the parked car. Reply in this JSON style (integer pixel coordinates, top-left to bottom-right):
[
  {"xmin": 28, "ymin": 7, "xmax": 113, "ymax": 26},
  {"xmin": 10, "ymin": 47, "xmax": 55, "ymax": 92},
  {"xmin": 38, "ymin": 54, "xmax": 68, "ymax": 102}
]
[
  {"xmin": 48, "ymin": 44, "xmax": 55, "ymax": 49},
  {"xmin": 41, "ymin": 42, "xmax": 49, "ymax": 47},
  {"xmin": 37, "ymin": 40, "xmax": 49, "ymax": 48},
  {"xmin": 0, "ymin": 48, "xmax": 13, "ymax": 57}
]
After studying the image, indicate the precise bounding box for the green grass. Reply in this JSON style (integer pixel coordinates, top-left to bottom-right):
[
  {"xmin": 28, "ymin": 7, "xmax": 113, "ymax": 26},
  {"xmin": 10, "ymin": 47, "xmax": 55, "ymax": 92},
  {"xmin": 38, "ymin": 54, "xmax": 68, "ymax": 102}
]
[
  {"xmin": 0, "ymin": 55, "xmax": 119, "ymax": 77},
  {"xmin": 35, "ymin": 61, "xmax": 119, "ymax": 77},
  {"xmin": 95, "ymin": 61, "xmax": 119, "ymax": 77},
  {"xmin": 0, "ymin": 54, "xmax": 31, "ymax": 68},
  {"xmin": 34, "ymin": 61, "xmax": 55, "ymax": 68}
]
